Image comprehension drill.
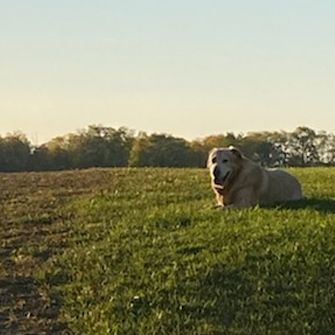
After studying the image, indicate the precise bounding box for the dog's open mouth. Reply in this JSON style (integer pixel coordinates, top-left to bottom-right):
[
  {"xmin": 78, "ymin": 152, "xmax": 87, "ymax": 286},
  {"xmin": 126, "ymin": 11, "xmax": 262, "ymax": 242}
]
[{"xmin": 214, "ymin": 171, "xmax": 230, "ymax": 188}]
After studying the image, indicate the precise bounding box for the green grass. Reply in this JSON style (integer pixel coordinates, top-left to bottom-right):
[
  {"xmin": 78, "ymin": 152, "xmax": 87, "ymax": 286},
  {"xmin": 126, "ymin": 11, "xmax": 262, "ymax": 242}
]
[
  {"xmin": 34, "ymin": 167, "xmax": 335, "ymax": 335},
  {"xmin": 3, "ymin": 168, "xmax": 335, "ymax": 334}
]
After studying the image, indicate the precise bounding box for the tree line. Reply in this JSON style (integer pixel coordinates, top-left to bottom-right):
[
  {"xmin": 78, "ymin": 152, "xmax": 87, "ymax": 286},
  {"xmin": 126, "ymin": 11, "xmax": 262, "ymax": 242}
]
[{"xmin": 0, "ymin": 125, "xmax": 334, "ymax": 172}]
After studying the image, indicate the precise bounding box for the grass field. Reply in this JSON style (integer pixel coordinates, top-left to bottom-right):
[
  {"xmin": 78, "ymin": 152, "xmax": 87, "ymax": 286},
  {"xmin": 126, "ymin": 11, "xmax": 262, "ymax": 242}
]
[{"xmin": 1, "ymin": 167, "xmax": 335, "ymax": 334}]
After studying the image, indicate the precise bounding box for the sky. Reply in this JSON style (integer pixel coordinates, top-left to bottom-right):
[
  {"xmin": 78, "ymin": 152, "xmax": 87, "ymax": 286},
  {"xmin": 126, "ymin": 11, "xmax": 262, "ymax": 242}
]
[{"xmin": 1, "ymin": 0, "xmax": 335, "ymax": 144}]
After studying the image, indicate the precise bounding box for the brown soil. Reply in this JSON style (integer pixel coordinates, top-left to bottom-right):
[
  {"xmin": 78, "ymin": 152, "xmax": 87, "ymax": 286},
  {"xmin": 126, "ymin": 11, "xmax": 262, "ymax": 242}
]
[{"xmin": 0, "ymin": 169, "xmax": 113, "ymax": 335}]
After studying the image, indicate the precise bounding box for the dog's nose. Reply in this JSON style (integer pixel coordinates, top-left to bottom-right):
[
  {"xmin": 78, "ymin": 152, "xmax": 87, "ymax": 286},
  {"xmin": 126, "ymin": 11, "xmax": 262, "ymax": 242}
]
[{"xmin": 213, "ymin": 165, "xmax": 220, "ymax": 179}]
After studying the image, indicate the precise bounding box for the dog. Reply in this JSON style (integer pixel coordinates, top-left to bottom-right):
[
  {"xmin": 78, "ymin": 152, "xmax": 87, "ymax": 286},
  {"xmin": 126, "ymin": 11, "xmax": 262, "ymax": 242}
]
[{"xmin": 208, "ymin": 146, "xmax": 303, "ymax": 208}]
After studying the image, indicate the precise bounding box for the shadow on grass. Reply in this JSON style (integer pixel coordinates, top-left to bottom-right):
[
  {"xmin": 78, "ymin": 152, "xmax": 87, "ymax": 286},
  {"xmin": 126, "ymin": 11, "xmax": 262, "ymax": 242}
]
[
  {"xmin": 176, "ymin": 264, "xmax": 253, "ymax": 329},
  {"xmin": 263, "ymin": 197, "xmax": 335, "ymax": 214}
]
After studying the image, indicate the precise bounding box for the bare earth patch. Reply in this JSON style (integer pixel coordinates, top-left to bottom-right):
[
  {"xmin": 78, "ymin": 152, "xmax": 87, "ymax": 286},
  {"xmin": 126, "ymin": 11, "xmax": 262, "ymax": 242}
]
[{"xmin": 0, "ymin": 170, "xmax": 114, "ymax": 334}]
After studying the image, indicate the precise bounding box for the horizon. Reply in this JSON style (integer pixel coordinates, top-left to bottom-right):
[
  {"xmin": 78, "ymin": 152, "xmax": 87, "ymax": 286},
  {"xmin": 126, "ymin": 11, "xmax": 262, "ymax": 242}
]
[
  {"xmin": 2, "ymin": 1, "xmax": 335, "ymax": 143},
  {"xmin": 0, "ymin": 123, "xmax": 331, "ymax": 146}
]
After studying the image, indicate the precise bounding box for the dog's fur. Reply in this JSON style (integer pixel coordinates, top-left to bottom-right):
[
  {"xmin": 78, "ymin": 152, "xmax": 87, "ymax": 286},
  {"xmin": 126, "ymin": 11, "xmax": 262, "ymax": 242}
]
[{"xmin": 208, "ymin": 147, "xmax": 303, "ymax": 208}]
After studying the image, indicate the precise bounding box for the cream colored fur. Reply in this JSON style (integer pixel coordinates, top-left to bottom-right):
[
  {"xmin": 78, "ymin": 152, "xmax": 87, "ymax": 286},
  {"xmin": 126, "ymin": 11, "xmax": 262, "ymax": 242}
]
[{"xmin": 208, "ymin": 147, "xmax": 303, "ymax": 208}]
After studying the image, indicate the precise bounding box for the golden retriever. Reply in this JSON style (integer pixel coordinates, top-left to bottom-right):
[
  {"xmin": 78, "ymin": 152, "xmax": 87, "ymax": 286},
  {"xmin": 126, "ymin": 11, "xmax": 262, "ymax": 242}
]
[{"xmin": 208, "ymin": 146, "xmax": 303, "ymax": 208}]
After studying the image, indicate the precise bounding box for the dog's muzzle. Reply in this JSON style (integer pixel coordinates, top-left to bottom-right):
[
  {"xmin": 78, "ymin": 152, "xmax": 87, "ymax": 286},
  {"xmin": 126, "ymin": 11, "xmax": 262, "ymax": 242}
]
[
  {"xmin": 212, "ymin": 166, "xmax": 230, "ymax": 187},
  {"xmin": 213, "ymin": 165, "xmax": 220, "ymax": 184}
]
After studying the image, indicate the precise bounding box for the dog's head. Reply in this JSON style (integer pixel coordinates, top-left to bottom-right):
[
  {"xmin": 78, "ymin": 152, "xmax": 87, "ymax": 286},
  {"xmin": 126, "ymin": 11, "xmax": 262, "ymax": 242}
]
[{"xmin": 207, "ymin": 146, "xmax": 243, "ymax": 188}]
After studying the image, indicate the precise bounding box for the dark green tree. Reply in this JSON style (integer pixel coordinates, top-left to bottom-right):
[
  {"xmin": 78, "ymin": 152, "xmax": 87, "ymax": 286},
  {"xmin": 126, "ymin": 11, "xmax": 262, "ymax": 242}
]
[
  {"xmin": 0, "ymin": 132, "xmax": 31, "ymax": 172},
  {"xmin": 129, "ymin": 133, "xmax": 194, "ymax": 167}
]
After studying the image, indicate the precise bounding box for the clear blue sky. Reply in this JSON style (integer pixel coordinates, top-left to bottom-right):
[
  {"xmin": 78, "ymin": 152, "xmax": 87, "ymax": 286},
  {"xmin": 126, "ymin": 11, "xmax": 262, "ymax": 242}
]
[{"xmin": 1, "ymin": 0, "xmax": 335, "ymax": 143}]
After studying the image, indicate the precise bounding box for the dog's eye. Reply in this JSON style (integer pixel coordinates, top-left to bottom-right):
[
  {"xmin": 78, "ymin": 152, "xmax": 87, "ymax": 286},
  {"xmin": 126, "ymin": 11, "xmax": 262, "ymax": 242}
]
[
  {"xmin": 222, "ymin": 159, "xmax": 228, "ymax": 163},
  {"xmin": 212, "ymin": 157, "xmax": 217, "ymax": 164}
]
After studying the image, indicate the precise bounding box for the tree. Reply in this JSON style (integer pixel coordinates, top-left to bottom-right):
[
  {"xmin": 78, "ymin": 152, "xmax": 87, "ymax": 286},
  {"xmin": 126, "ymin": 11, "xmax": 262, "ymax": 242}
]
[
  {"xmin": 201, "ymin": 133, "xmax": 240, "ymax": 152},
  {"xmin": 0, "ymin": 125, "xmax": 334, "ymax": 171},
  {"xmin": 45, "ymin": 136, "xmax": 71, "ymax": 170},
  {"xmin": 240, "ymin": 132, "xmax": 287, "ymax": 167},
  {"xmin": 129, "ymin": 133, "xmax": 194, "ymax": 167},
  {"xmin": 0, "ymin": 132, "xmax": 31, "ymax": 172},
  {"xmin": 286, "ymin": 127, "xmax": 319, "ymax": 166},
  {"xmin": 66, "ymin": 125, "xmax": 134, "ymax": 169},
  {"xmin": 29, "ymin": 145, "xmax": 51, "ymax": 171},
  {"xmin": 315, "ymin": 131, "xmax": 335, "ymax": 166}
]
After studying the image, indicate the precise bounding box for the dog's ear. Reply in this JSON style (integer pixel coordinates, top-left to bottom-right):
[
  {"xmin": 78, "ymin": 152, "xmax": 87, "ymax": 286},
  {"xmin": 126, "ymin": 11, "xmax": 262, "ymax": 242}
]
[{"xmin": 229, "ymin": 146, "xmax": 242, "ymax": 159}]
